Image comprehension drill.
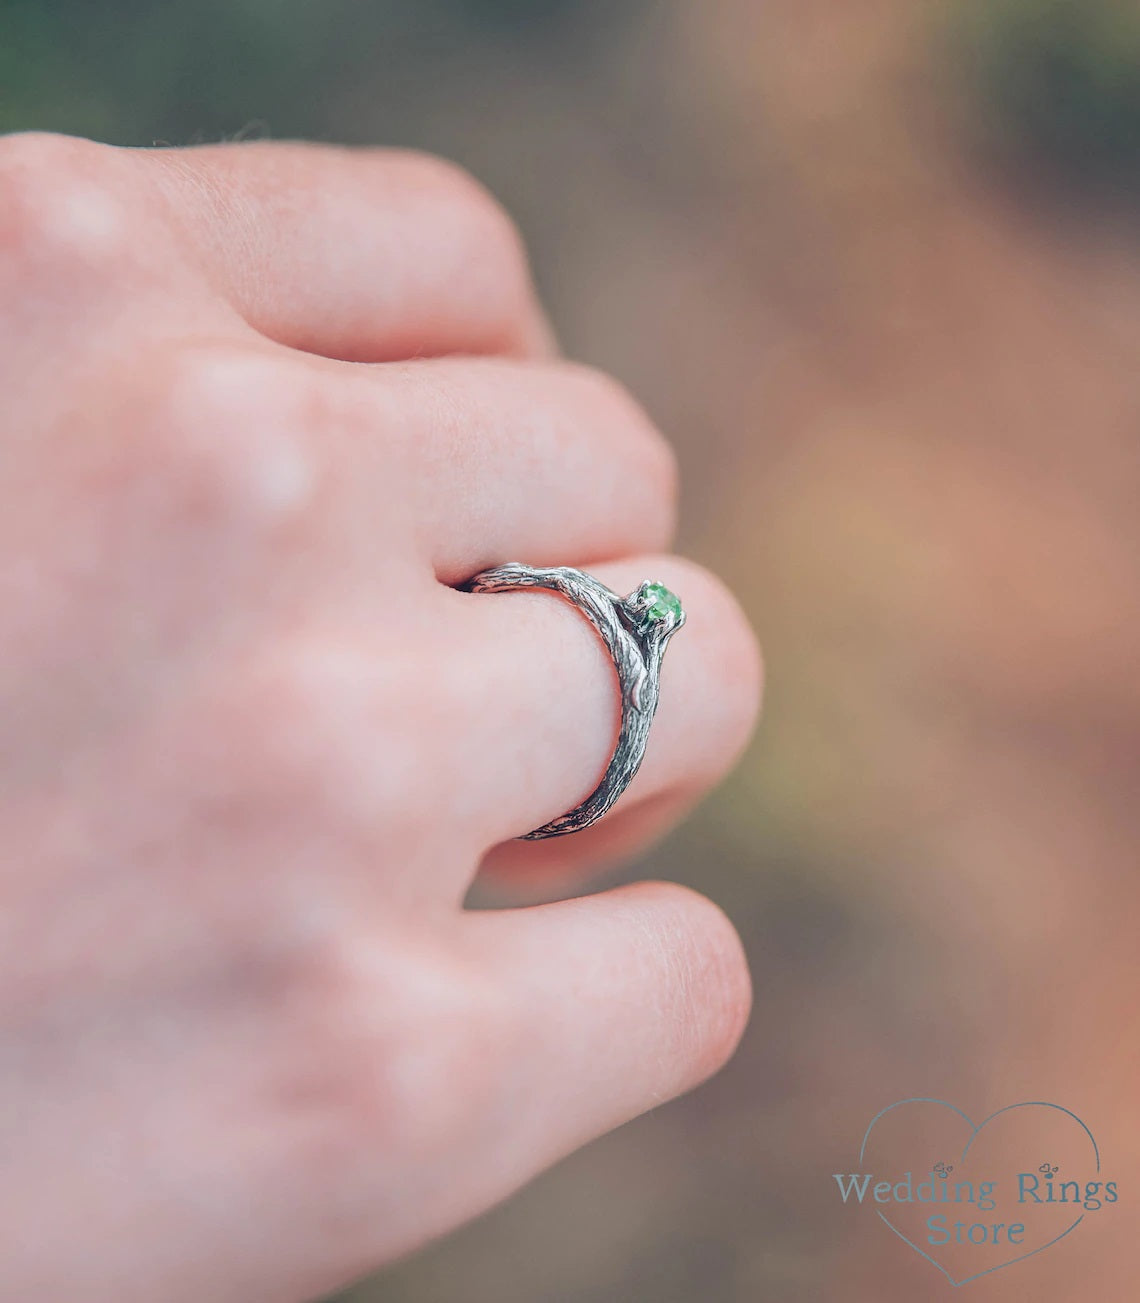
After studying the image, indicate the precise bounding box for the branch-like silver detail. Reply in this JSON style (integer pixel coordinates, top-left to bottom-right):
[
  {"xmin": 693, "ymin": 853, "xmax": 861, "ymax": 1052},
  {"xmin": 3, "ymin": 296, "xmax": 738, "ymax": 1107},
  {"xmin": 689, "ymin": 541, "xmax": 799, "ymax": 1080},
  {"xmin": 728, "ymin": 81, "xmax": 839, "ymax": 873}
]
[{"xmin": 461, "ymin": 562, "xmax": 686, "ymax": 839}]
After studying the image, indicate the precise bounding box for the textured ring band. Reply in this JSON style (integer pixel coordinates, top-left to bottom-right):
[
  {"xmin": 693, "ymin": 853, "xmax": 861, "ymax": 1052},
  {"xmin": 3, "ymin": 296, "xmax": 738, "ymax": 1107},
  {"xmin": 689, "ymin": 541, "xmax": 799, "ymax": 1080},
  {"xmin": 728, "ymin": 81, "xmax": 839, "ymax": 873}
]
[{"xmin": 461, "ymin": 562, "xmax": 686, "ymax": 839}]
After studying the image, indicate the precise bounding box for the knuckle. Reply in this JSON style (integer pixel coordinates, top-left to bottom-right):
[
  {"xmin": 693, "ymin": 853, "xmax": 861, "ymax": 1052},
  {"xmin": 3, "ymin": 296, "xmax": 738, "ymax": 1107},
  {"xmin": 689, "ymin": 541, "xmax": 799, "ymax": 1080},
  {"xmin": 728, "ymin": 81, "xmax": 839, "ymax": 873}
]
[
  {"xmin": 129, "ymin": 343, "xmax": 321, "ymax": 528},
  {"xmin": 275, "ymin": 928, "xmax": 519, "ymax": 1155},
  {"xmin": 705, "ymin": 570, "xmax": 765, "ymax": 738},
  {"xmin": 0, "ymin": 130, "xmax": 101, "ymax": 198},
  {"xmin": 706, "ymin": 575, "xmax": 764, "ymax": 763},
  {"xmin": 204, "ymin": 631, "xmax": 439, "ymax": 835},
  {"xmin": 156, "ymin": 340, "xmax": 310, "ymax": 431},
  {"xmin": 51, "ymin": 345, "xmax": 323, "ymax": 650},
  {"xmin": 566, "ymin": 363, "xmax": 680, "ymax": 539},
  {"xmin": 396, "ymin": 150, "xmax": 536, "ymax": 341},
  {"xmin": 0, "ymin": 132, "xmax": 143, "ymax": 279},
  {"xmin": 405, "ymin": 150, "xmax": 523, "ymax": 252},
  {"xmin": 669, "ymin": 558, "xmax": 764, "ymax": 776}
]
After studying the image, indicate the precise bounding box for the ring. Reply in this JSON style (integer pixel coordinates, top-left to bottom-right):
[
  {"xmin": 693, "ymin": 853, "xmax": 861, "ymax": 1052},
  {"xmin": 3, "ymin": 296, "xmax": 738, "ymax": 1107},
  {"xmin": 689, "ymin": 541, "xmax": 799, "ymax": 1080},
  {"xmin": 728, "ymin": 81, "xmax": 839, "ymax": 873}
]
[{"xmin": 461, "ymin": 562, "xmax": 686, "ymax": 839}]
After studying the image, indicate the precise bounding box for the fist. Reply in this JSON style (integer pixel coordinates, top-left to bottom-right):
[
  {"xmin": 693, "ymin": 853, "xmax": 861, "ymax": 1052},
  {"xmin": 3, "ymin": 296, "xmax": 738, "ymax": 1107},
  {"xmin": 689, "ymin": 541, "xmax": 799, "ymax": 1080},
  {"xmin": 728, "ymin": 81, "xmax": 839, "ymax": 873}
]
[{"xmin": 0, "ymin": 133, "xmax": 760, "ymax": 1303}]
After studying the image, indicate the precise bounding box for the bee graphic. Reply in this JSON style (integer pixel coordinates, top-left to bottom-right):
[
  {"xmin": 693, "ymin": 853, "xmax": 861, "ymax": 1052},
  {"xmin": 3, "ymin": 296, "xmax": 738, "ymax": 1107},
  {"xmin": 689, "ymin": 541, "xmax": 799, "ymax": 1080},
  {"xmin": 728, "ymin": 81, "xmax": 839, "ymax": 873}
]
[{"xmin": 932, "ymin": 1162, "xmax": 954, "ymax": 1179}]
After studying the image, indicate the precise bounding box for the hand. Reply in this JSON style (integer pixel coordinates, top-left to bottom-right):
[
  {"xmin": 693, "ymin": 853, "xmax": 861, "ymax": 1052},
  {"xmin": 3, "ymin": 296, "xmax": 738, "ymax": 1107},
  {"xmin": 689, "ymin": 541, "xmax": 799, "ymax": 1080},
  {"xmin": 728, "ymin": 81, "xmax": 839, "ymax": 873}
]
[{"xmin": 0, "ymin": 133, "xmax": 761, "ymax": 1302}]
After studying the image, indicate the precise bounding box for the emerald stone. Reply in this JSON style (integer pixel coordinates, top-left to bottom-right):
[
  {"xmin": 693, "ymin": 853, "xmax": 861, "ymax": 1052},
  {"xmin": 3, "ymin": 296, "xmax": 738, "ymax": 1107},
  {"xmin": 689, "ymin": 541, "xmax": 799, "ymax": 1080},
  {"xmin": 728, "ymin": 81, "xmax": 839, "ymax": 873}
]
[{"xmin": 644, "ymin": 581, "xmax": 682, "ymax": 622}]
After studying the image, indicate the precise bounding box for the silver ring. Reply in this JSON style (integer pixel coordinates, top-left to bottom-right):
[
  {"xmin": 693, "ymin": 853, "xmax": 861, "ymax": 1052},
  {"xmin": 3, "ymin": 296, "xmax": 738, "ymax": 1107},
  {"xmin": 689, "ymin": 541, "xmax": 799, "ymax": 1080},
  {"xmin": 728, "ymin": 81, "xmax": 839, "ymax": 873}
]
[{"xmin": 461, "ymin": 562, "xmax": 686, "ymax": 839}]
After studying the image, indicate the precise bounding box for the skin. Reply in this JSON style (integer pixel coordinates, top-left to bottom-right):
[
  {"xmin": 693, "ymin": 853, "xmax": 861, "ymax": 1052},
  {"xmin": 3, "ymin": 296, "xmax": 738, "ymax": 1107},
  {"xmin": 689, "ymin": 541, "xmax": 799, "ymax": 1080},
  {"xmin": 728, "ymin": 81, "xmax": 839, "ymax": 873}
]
[{"xmin": 0, "ymin": 133, "xmax": 762, "ymax": 1302}]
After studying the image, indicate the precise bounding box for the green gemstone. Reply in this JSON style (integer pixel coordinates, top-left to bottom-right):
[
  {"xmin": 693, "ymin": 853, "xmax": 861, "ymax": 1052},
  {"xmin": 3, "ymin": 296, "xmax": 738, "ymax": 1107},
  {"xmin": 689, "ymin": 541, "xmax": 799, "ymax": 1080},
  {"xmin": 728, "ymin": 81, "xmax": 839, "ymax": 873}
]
[{"xmin": 644, "ymin": 581, "xmax": 682, "ymax": 622}]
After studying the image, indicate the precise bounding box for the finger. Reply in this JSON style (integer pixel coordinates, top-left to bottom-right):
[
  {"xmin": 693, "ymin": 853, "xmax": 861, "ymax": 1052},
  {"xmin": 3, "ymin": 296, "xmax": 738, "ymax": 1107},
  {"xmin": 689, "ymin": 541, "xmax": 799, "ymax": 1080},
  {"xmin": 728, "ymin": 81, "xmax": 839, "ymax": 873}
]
[
  {"xmin": 467, "ymin": 881, "xmax": 751, "ymax": 1158},
  {"xmin": 0, "ymin": 134, "xmax": 222, "ymax": 365},
  {"xmin": 136, "ymin": 141, "xmax": 554, "ymax": 362},
  {"xmin": 440, "ymin": 555, "xmax": 762, "ymax": 851},
  {"xmin": 292, "ymin": 883, "xmax": 750, "ymax": 1283},
  {"xmin": 318, "ymin": 354, "xmax": 677, "ymax": 580}
]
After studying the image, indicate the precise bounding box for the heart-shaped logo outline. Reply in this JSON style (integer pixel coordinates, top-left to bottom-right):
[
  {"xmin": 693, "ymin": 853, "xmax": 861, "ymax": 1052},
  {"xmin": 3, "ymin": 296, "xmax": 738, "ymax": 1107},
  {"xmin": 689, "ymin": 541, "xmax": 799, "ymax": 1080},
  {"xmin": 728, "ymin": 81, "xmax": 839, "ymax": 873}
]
[{"xmin": 859, "ymin": 1098, "xmax": 1100, "ymax": 1287}]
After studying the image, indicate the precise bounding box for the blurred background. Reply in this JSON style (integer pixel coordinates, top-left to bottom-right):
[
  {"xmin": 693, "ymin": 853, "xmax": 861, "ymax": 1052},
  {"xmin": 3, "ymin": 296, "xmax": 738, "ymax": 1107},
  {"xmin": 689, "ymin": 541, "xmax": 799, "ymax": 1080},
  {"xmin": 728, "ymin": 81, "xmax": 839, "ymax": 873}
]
[{"xmin": 3, "ymin": 1, "xmax": 1138, "ymax": 1299}]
